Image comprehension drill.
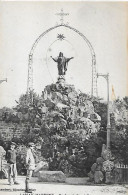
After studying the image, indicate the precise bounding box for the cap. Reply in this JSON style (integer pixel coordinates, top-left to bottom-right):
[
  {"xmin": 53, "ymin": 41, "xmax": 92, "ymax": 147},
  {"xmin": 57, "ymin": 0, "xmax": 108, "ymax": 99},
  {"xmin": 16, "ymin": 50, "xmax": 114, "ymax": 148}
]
[
  {"xmin": 11, "ymin": 142, "xmax": 17, "ymax": 146},
  {"xmin": 28, "ymin": 142, "xmax": 35, "ymax": 147}
]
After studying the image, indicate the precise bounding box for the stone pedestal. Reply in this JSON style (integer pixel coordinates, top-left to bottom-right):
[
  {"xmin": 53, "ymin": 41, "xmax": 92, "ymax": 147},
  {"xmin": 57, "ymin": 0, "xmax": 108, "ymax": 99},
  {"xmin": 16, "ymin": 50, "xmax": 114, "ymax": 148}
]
[
  {"xmin": 57, "ymin": 76, "xmax": 65, "ymax": 87},
  {"xmin": 38, "ymin": 171, "xmax": 66, "ymax": 182}
]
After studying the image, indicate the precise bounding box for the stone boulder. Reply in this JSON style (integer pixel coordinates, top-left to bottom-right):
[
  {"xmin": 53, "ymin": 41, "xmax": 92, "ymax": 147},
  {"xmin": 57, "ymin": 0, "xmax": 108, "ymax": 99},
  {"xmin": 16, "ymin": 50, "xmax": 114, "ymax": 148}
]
[
  {"xmin": 33, "ymin": 161, "xmax": 49, "ymax": 177},
  {"xmin": 38, "ymin": 171, "xmax": 66, "ymax": 182},
  {"xmin": 105, "ymin": 171, "xmax": 114, "ymax": 184},
  {"xmin": 94, "ymin": 171, "xmax": 104, "ymax": 184},
  {"xmin": 91, "ymin": 163, "xmax": 97, "ymax": 173},
  {"xmin": 102, "ymin": 150, "xmax": 111, "ymax": 161},
  {"xmin": 88, "ymin": 171, "xmax": 94, "ymax": 181},
  {"xmin": 84, "ymin": 100, "xmax": 94, "ymax": 114}
]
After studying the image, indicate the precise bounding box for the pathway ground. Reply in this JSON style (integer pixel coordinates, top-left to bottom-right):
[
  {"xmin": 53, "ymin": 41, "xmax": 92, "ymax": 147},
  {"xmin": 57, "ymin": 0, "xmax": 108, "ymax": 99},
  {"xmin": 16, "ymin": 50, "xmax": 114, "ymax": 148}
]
[{"xmin": 0, "ymin": 176, "xmax": 127, "ymax": 195}]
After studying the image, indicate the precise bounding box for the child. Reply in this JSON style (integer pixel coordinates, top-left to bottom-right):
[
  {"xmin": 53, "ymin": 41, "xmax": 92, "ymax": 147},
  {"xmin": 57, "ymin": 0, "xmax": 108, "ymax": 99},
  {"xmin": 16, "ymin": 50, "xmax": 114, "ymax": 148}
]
[
  {"xmin": 25, "ymin": 142, "xmax": 36, "ymax": 193},
  {"xmin": 6, "ymin": 142, "xmax": 19, "ymax": 185}
]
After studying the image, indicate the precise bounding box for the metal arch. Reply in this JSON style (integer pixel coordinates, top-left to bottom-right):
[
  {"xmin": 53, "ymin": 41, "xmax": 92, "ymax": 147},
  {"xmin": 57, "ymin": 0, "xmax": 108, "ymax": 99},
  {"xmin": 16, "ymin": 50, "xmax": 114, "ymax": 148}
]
[{"xmin": 27, "ymin": 24, "xmax": 97, "ymax": 98}]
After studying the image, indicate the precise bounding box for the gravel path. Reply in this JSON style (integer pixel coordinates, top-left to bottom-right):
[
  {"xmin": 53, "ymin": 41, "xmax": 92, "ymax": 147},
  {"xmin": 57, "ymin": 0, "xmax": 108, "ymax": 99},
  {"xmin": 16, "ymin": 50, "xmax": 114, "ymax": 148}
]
[{"xmin": 0, "ymin": 176, "xmax": 127, "ymax": 195}]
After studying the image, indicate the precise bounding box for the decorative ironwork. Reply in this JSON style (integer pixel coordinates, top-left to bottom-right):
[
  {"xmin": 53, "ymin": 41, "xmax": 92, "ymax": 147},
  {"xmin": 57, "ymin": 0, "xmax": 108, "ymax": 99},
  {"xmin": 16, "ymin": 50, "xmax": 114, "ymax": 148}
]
[
  {"xmin": 56, "ymin": 9, "xmax": 69, "ymax": 25},
  {"xmin": 27, "ymin": 23, "xmax": 98, "ymax": 101},
  {"xmin": 57, "ymin": 34, "xmax": 65, "ymax": 41}
]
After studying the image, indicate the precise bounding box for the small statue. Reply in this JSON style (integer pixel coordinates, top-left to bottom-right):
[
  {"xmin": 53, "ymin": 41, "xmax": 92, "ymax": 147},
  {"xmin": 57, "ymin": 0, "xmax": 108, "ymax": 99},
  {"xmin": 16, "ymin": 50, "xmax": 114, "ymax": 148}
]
[{"xmin": 51, "ymin": 52, "xmax": 74, "ymax": 76}]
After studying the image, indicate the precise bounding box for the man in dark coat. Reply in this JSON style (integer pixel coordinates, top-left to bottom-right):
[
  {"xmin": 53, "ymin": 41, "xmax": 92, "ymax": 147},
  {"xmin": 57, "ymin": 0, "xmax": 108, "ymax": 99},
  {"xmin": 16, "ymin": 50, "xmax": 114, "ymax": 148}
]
[{"xmin": 6, "ymin": 142, "xmax": 19, "ymax": 185}]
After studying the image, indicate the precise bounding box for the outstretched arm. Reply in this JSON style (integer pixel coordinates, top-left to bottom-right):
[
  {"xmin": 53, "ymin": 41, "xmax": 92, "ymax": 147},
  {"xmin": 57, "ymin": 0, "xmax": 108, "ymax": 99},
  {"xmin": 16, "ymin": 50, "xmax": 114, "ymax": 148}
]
[
  {"xmin": 50, "ymin": 56, "xmax": 58, "ymax": 62},
  {"xmin": 66, "ymin": 57, "xmax": 74, "ymax": 63}
]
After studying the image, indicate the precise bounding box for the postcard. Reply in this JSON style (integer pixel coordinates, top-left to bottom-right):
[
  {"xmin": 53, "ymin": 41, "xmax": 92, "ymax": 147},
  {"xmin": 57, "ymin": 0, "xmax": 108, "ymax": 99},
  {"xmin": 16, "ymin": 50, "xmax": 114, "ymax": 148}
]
[{"xmin": 0, "ymin": 2, "xmax": 128, "ymax": 195}]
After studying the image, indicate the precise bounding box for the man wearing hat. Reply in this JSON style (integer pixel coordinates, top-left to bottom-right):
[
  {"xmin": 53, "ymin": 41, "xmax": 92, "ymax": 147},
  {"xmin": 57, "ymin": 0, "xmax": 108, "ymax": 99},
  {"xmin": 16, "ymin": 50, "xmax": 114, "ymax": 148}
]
[
  {"xmin": 25, "ymin": 142, "xmax": 36, "ymax": 193},
  {"xmin": 6, "ymin": 142, "xmax": 19, "ymax": 185}
]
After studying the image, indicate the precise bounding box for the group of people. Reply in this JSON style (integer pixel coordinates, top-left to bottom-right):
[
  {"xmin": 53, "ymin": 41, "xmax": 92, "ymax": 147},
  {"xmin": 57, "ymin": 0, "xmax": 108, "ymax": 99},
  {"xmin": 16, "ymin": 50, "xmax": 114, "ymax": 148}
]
[{"xmin": 4, "ymin": 141, "xmax": 37, "ymax": 193}]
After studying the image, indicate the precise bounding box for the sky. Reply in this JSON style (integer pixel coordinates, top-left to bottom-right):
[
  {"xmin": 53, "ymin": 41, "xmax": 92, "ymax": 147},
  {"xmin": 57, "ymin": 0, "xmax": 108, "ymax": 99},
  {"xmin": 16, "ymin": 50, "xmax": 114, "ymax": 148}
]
[{"xmin": 0, "ymin": 2, "xmax": 128, "ymax": 108}]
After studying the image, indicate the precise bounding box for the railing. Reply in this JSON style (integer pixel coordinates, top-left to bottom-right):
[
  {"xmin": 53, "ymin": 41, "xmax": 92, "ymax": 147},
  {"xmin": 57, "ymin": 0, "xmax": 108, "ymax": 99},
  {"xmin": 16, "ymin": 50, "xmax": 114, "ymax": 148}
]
[{"xmin": 114, "ymin": 164, "xmax": 128, "ymax": 184}]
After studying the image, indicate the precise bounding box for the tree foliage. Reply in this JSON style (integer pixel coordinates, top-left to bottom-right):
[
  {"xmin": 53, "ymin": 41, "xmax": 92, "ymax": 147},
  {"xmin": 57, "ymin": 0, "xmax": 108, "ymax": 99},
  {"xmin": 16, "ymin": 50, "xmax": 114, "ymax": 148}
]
[{"xmin": 0, "ymin": 84, "xmax": 128, "ymax": 176}]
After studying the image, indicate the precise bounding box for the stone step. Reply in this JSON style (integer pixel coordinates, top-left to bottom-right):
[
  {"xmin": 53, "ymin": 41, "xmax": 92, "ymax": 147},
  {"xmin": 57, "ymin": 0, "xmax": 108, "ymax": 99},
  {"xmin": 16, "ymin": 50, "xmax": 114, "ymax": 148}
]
[{"xmin": 38, "ymin": 171, "xmax": 66, "ymax": 183}]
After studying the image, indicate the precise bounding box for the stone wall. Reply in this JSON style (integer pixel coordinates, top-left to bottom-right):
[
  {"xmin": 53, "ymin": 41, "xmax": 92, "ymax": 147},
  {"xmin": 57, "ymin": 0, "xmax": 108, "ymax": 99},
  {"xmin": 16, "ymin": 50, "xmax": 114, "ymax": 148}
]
[{"xmin": 0, "ymin": 121, "xmax": 25, "ymax": 141}]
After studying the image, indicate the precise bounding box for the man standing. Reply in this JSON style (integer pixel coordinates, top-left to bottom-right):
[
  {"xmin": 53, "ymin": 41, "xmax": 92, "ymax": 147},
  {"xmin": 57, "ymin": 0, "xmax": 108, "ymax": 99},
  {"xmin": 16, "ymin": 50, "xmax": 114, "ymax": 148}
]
[
  {"xmin": 6, "ymin": 142, "xmax": 19, "ymax": 185},
  {"xmin": 25, "ymin": 142, "xmax": 36, "ymax": 193},
  {"xmin": 51, "ymin": 52, "xmax": 74, "ymax": 76}
]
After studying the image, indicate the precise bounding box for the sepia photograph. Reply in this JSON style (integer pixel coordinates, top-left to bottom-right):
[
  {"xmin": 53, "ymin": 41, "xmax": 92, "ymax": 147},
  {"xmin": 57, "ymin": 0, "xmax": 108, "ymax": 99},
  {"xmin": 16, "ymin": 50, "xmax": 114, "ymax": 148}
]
[{"xmin": 0, "ymin": 1, "xmax": 128, "ymax": 195}]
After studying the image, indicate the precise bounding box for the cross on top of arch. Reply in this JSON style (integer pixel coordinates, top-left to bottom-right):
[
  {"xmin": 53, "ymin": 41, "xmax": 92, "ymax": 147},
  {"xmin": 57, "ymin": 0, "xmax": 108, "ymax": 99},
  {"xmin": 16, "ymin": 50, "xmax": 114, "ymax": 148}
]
[{"xmin": 56, "ymin": 8, "xmax": 69, "ymax": 25}]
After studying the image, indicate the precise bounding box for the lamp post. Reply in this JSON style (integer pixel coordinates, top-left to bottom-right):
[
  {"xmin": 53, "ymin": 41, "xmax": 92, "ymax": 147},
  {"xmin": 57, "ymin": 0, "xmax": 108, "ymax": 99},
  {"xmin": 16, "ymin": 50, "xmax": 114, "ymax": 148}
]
[{"xmin": 97, "ymin": 73, "xmax": 111, "ymax": 150}]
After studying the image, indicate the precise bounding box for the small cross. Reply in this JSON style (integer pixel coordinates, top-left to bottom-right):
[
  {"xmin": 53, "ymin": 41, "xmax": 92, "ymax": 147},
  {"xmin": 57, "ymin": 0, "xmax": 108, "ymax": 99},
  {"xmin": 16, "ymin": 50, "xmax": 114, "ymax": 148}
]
[{"xmin": 56, "ymin": 8, "xmax": 69, "ymax": 25}]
